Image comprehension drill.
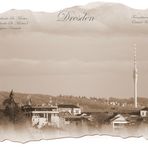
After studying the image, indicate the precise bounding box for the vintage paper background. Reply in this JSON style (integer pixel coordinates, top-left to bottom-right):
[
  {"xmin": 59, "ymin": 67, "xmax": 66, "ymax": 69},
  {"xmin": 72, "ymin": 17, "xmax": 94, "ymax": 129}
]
[{"xmin": 0, "ymin": 0, "xmax": 148, "ymax": 147}]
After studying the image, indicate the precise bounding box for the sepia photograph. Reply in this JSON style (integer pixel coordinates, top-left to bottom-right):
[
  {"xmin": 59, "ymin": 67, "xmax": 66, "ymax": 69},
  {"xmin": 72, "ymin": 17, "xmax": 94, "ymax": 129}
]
[{"xmin": 0, "ymin": 0, "xmax": 148, "ymax": 143}]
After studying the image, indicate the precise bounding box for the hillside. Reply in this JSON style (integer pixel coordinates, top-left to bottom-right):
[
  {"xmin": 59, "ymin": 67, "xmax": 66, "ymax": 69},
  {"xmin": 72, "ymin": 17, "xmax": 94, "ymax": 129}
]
[{"xmin": 0, "ymin": 91, "xmax": 148, "ymax": 112}]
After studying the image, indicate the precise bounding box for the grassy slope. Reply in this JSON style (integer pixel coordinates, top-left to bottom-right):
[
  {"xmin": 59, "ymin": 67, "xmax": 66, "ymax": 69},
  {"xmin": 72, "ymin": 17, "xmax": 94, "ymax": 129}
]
[{"xmin": 0, "ymin": 91, "xmax": 148, "ymax": 112}]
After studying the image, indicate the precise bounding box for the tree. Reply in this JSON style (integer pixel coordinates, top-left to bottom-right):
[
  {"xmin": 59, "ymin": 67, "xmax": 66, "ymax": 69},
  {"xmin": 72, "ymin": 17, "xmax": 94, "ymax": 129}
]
[{"xmin": 3, "ymin": 90, "xmax": 19, "ymax": 123}]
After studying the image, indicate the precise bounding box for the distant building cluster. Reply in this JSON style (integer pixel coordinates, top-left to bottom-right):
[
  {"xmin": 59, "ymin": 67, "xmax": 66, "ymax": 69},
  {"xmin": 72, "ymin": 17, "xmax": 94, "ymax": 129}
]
[
  {"xmin": 2, "ymin": 90, "xmax": 148, "ymax": 131},
  {"xmin": 21, "ymin": 101, "xmax": 91, "ymax": 129}
]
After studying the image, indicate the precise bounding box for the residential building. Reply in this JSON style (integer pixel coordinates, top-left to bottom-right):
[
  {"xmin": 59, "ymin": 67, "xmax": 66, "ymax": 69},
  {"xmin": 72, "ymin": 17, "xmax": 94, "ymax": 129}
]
[
  {"xmin": 140, "ymin": 107, "xmax": 148, "ymax": 117},
  {"xmin": 110, "ymin": 114, "xmax": 129, "ymax": 130},
  {"xmin": 58, "ymin": 104, "xmax": 81, "ymax": 115}
]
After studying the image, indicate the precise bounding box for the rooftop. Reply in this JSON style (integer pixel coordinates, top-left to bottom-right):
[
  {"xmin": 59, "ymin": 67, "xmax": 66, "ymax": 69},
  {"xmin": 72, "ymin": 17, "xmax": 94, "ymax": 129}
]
[
  {"xmin": 58, "ymin": 104, "xmax": 80, "ymax": 108},
  {"xmin": 141, "ymin": 107, "xmax": 148, "ymax": 111}
]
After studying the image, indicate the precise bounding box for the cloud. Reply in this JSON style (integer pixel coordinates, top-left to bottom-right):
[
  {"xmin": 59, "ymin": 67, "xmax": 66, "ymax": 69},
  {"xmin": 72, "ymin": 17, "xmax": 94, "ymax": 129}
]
[{"xmin": 0, "ymin": 58, "xmax": 141, "ymax": 76}]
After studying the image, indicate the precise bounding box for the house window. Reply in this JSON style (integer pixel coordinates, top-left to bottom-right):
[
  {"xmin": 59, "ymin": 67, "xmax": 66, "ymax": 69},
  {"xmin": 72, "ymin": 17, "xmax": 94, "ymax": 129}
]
[
  {"xmin": 114, "ymin": 123, "xmax": 120, "ymax": 126},
  {"xmin": 75, "ymin": 110, "xmax": 79, "ymax": 113},
  {"xmin": 141, "ymin": 111, "xmax": 146, "ymax": 116},
  {"xmin": 39, "ymin": 113, "xmax": 44, "ymax": 117}
]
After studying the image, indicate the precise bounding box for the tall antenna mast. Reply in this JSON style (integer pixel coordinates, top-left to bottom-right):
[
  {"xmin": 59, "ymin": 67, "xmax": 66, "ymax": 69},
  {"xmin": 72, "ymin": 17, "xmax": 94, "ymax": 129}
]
[{"xmin": 133, "ymin": 44, "xmax": 138, "ymax": 108}]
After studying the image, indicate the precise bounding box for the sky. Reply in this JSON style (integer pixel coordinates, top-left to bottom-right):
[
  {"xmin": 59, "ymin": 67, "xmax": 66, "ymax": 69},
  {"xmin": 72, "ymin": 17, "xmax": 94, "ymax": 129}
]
[
  {"xmin": 0, "ymin": 1, "xmax": 148, "ymax": 98},
  {"xmin": 0, "ymin": 0, "xmax": 148, "ymax": 13}
]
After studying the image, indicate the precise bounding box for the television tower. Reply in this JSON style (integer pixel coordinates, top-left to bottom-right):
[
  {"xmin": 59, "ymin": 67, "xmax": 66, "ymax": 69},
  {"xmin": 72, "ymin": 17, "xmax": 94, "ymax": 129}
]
[{"xmin": 133, "ymin": 44, "xmax": 138, "ymax": 108}]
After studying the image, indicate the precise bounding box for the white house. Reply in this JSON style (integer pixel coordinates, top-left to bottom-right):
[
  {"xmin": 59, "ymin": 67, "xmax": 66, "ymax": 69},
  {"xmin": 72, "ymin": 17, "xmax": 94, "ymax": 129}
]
[
  {"xmin": 58, "ymin": 104, "xmax": 81, "ymax": 115},
  {"xmin": 111, "ymin": 114, "xmax": 129, "ymax": 130},
  {"xmin": 140, "ymin": 107, "xmax": 148, "ymax": 118},
  {"xmin": 32, "ymin": 110, "xmax": 60, "ymax": 128},
  {"xmin": 31, "ymin": 106, "xmax": 60, "ymax": 128}
]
